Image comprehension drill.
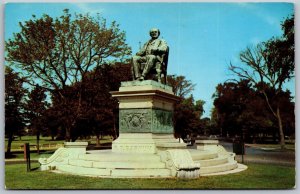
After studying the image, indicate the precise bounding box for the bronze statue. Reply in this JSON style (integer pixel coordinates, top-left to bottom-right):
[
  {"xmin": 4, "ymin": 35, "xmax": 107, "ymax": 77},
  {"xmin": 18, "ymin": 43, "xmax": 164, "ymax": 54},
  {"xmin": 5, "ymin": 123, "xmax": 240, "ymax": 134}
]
[{"xmin": 132, "ymin": 28, "xmax": 169, "ymax": 83}]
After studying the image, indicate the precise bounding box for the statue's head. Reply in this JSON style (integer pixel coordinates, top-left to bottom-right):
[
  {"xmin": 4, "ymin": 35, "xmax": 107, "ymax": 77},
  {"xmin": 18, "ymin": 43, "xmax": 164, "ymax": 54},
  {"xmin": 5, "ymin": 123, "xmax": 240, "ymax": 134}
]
[{"xmin": 149, "ymin": 28, "xmax": 160, "ymax": 39}]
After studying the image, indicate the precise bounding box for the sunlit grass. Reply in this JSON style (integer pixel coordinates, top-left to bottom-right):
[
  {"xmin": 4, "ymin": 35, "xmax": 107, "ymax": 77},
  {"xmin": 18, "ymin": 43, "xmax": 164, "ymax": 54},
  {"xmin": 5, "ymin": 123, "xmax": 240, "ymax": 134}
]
[
  {"xmin": 5, "ymin": 163, "xmax": 295, "ymax": 190},
  {"xmin": 246, "ymin": 143, "xmax": 295, "ymax": 150},
  {"xmin": 5, "ymin": 135, "xmax": 113, "ymax": 151}
]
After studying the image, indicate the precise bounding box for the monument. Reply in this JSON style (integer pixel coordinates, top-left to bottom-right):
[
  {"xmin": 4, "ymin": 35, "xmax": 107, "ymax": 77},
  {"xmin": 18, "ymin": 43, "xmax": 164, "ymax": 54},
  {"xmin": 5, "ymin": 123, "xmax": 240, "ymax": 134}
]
[
  {"xmin": 38, "ymin": 28, "xmax": 247, "ymax": 178},
  {"xmin": 132, "ymin": 28, "xmax": 169, "ymax": 83}
]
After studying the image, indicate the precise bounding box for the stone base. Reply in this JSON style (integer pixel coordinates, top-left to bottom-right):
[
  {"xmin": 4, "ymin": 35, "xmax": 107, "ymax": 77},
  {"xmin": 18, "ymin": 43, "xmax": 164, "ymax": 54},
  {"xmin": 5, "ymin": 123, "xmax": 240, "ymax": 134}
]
[
  {"xmin": 153, "ymin": 134, "xmax": 187, "ymax": 150},
  {"xmin": 196, "ymin": 140, "xmax": 225, "ymax": 152},
  {"xmin": 112, "ymin": 133, "xmax": 187, "ymax": 153},
  {"xmin": 39, "ymin": 140, "xmax": 246, "ymax": 178},
  {"xmin": 112, "ymin": 133, "xmax": 157, "ymax": 153},
  {"xmin": 119, "ymin": 80, "xmax": 173, "ymax": 94},
  {"xmin": 39, "ymin": 142, "xmax": 88, "ymax": 170},
  {"xmin": 110, "ymin": 80, "xmax": 181, "ymax": 134},
  {"xmin": 119, "ymin": 108, "xmax": 174, "ymax": 133}
]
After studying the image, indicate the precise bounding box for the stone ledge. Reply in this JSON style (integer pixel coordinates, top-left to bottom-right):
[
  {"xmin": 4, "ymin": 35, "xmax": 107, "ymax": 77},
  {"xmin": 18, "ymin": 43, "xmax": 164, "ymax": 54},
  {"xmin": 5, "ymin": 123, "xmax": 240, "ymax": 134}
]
[
  {"xmin": 195, "ymin": 140, "xmax": 219, "ymax": 145},
  {"xmin": 120, "ymin": 80, "xmax": 173, "ymax": 94},
  {"xmin": 112, "ymin": 134, "xmax": 157, "ymax": 154},
  {"xmin": 200, "ymin": 163, "xmax": 248, "ymax": 176},
  {"xmin": 64, "ymin": 142, "xmax": 88, "ymax": 148}
]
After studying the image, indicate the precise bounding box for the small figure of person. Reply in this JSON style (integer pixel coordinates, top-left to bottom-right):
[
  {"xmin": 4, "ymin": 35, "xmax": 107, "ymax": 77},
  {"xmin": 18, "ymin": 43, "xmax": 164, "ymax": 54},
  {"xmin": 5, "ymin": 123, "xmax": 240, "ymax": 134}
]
[{"xmin": 132, "ymin": 28, "xmax": 168, "ymax": 81}]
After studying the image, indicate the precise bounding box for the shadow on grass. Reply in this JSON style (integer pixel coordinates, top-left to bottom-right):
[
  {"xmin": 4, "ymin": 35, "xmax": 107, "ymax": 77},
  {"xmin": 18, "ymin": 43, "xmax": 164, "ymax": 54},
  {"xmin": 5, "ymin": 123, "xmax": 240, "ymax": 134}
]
[
  {"xmin": 5, "ymin": 153, "xmax": 18, "ymax": 159},
  {"xmin": 30, "ymin": 166, "xmax": 40, "ymax": 171},
  {"xmin": 5, "ymin": 150, "xmax": 55, "ymax": 160}
]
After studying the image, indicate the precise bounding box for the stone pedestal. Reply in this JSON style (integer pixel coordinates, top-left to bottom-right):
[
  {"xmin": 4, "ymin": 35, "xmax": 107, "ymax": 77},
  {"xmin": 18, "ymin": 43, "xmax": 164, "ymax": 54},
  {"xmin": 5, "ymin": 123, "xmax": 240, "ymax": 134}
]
[
  {"xmin": 196, "ymin": 140, "xmax": 219, "ymax": 150},
  {"xmin": 112, "ymin": 133, "xmax": 157, "ymax": 153},
  {"xmin": 39, "ymin": 142, "xmax": 88, "ymax": 171},
  {"xmin": 110, "ymin": 80, "xmax": 181, "ymax": 153},
  {"xmin": 111, "ymin": 80, "xmax": 180, "ymax": 134}
]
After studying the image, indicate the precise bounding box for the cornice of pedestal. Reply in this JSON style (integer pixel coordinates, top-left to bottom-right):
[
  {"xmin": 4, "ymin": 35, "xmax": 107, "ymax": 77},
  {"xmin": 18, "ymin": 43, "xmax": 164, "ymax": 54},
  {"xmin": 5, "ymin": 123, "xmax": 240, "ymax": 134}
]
[{"xmin": 110, "ymin": 89, "xmax": 181, "ymax": 103}]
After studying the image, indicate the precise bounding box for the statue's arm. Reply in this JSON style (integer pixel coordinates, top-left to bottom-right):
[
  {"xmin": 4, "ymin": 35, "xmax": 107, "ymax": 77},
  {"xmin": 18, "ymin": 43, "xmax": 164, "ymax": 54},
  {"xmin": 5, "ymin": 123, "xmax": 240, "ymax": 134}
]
[
  {"xmin": 155, "ymin": 40, "xmax": 168, "ymax": 54},
  {"xmin": 136, "ymin": 42, "xmax": 148, "ymax": 56}
]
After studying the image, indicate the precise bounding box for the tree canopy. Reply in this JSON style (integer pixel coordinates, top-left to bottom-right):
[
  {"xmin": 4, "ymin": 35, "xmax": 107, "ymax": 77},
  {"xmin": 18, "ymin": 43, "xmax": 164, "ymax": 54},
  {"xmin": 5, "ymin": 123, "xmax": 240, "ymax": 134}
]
[
  {"xmin": 167, "ymin": 75, "xmax": 195, "ymax": 98},
  {"xmin": 6, "ymin": 9, "xmax": 131, "ymax": 91},
  {"xmin": 6, "ymin": 10, "xmax": 132, "ymax": 141},
  {"xmin": 167, "ymin": 75, "xmax": 205, "ymax": 139},
  {"xmin": 228, "ymin": 15, "xmax": 294, "ymax": 147},
  {"xmin": 5, "ymin": 67, "xmax": 27, "ymax": 154}
]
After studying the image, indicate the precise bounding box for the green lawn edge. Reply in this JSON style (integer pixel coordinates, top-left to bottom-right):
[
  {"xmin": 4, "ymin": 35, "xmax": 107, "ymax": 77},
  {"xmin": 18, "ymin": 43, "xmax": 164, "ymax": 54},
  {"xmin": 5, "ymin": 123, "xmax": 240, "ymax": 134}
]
[{"xmin": 5, "ymin": 163, "xmax": 295, "ymax": 190}]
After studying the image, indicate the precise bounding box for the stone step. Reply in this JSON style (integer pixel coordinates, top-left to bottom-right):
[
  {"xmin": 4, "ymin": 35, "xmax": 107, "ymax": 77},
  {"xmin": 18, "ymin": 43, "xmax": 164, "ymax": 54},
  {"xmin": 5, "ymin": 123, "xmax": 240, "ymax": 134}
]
[
  {"xmin": 155, "ymin": 143, "xmax": 187, "ymax": 149},
  {"xmin": 59, "ymin": 160, "xmax": 238, "ymax": 177},
  {"xmin": 57, "ymin": 164, "xmax": 111, "ymax": 177},
  {"xmin": 80, "ymin": 151, "xmax": 161, "ymax": 162},
  {"xmin": 111, "ymin": 168, "xmax": 171, "ymax": 178},
  {"xmin": 200, "ymin": 161, "xmax": 238, "ymax": 175},
  {"xmin": 189, "ymin": 149, "xmax": 218, "ymax": 160},
  {"xmin": 154, "ymin": 139, "xmax": 182, "ymax": 143},
  {"xmin": 56, "ymin": 164, "xmax": 171, "ymax": 178},
  {"xmin": 196, "ymin": 156, "xmax": 229, "ymax": 167},
  {"xmin": 68, "ymin": 159, "xmax": 166, "ymax": 169},
  {"xmin": 94, "ymin": 161, "xmax": 166, "ymax": 169}
]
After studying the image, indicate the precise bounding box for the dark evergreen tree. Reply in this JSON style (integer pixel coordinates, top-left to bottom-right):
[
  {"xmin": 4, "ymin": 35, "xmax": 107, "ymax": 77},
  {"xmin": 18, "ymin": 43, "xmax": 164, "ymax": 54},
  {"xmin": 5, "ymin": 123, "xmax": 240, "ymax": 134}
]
[{"xmin": 5, "ymin": 67, "xmax": 27, "ymax": 155}]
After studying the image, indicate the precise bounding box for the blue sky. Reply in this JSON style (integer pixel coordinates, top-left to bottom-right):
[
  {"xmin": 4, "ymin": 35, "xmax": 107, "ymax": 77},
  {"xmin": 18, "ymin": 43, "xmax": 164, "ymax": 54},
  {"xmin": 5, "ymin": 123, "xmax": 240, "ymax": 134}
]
[{"xmin": 4, "ymin": 2, "xmax": 295, "ymax": 118}]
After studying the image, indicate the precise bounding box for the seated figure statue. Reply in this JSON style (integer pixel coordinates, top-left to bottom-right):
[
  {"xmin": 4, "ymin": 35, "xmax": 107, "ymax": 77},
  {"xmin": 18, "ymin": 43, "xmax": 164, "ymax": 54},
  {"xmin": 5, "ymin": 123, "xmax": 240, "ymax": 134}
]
[{"xmin": 132, "ymin": 28, "xmax": 169, "ymax": 83}]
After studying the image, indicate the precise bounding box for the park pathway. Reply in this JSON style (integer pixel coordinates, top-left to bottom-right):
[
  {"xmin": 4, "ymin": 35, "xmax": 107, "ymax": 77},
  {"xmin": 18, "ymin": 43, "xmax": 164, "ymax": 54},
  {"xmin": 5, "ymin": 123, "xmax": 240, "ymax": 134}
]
[{"xmin": 220, "ymin": 141, "xmax": 295, "ymax": 166}]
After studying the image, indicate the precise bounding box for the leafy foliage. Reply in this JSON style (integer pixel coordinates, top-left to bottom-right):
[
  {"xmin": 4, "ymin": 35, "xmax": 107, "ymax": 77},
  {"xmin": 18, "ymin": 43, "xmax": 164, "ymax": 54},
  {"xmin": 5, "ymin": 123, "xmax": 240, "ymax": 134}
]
[
  {"xmin": 213, "ymin": 81, "xmax": 270, "ymax": 141},
  {"xmin": 5, "ymin": 67, "xmax": 27, "ymax": 154},
  {"xmin": 166, "ymin": 75, "xmax": 206, "ymax": 138},
  {"xmin": 6, "ymin": 10, "xmax": 131, "ymax": 90},
  {"xmin": 25, "ymin": 85, "xmax": 49, "ymax": 153},
  {"xmin": 228, "ymin": 15, "xmax": 294, "ymax": 147},
  {"xmin": 43, "ymin": 62, "xmax": 132, "ymax": 141},
  {"xmin": 6, "ymin": 10, "xmax": 132, "ymax": 141},
  {"xmin": 167, "ymin": 75, "xmax": 195, "ymax": 98}
]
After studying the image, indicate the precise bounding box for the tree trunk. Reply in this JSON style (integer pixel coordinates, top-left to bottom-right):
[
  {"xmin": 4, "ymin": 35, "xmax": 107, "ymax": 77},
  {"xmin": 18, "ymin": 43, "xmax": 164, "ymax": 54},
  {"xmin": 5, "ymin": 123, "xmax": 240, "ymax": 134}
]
[
  {"xmin": 6, "ymin": 133, "xmax": 13, "ymax": 156},
  {"xmin": 96, "ymin": 135, "xmax": 100, "ymax": 147},
  {"xmin": 65, "ymin": 127, "xmax": 71, "ymax": 142},
  {"xmin": 262, "ymin": 91, "xmax": 286, "ymax": 149},
  {"xmin": 277, "ymin": 107, "xmax": 285, "ymax": 149},
  {"xmin": 36, "ymin": 132, "xmax": 40, "ymax": 154}
]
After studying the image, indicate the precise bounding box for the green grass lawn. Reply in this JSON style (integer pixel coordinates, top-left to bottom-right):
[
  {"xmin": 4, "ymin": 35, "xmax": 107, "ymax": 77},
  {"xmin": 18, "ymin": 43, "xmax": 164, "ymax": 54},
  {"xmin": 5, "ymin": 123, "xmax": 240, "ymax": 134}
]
[
  {"xmin": 5, "ymin": 163, "xmax": 295, "ymax": 190},
  {"xmin": 5, "ymin": 136, "xmax": 65, "ymax": 151},
  {"xmin": 5, "ymin": 150, "xmax": 55, "ymax": 160},
  {"xmin": 246, "ymin": 143, "xmax": 295, "ymax": 150},
  {"xmin": 5, "ymin": 135, "xmax": 113, "ymax": 151}
]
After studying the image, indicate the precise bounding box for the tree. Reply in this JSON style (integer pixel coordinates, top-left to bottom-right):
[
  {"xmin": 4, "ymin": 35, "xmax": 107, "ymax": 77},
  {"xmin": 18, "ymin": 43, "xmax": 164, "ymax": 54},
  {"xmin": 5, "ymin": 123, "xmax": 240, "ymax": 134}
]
[
  {"xmin": 6, "ymin": 10, "xmax": 131, "ymax": 141},
  {"xmin": 68, "ymin": 62, "xmax": 131, "ymax": 142},
  {"xmin": 213, "ymin": 81, "xmax": 249, "ymax": 137},
  {"xmin": 194, "ymin": 100, "xmax": 205, "ymax": 119},
  {"xmin": 199, "ymin": 117, "xmax": 211, "ymax": 136},
  {"xmin": 229, "ymin": 15, "xmax": 294, "ymax": 148},
  {"xmin": 167, "ymin": 75, "xmax": 195, "ymax": 98},
  {"xmin": 42, "ymin": 62, "xmax": 132, "ymax": 142},
  {"xmin": 173, "ymin": 95, "xmax": 204, "ymax": 139},
  {"xmin": 209, "ymin": 108, "xmax": 221, "ymax": 135},
  {"xmin": 166, "ymin": 75, "xmax": 205, "ymax": 138},
  {"xmin": 213, "ymin": 80, "xmax": 273, "ymax": 141},
  {"xmin": 5, "ymin": 67, "xmax": 27, "ymax": 155},
  {"xmin": 25, "ymin": 85, "xmax": 48, "ymax": 154},
  {"xmin": 41, "ymin": 107, "xmax": 62, "ymax": 140}
]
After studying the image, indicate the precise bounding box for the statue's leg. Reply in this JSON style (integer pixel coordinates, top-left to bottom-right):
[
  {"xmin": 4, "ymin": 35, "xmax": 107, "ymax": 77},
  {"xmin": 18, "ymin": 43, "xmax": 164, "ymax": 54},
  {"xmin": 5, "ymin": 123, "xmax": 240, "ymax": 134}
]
[
  {"xmin": 132, "ymin": 56, "xmax": 144, "ymax": 79},
  {"xmin": 155, "ymin": 62, "xmax": 162, "ymax": 83},
  {"xmin": 141, "ymin": 55, "xmax": 156, "ymax": 80}
]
